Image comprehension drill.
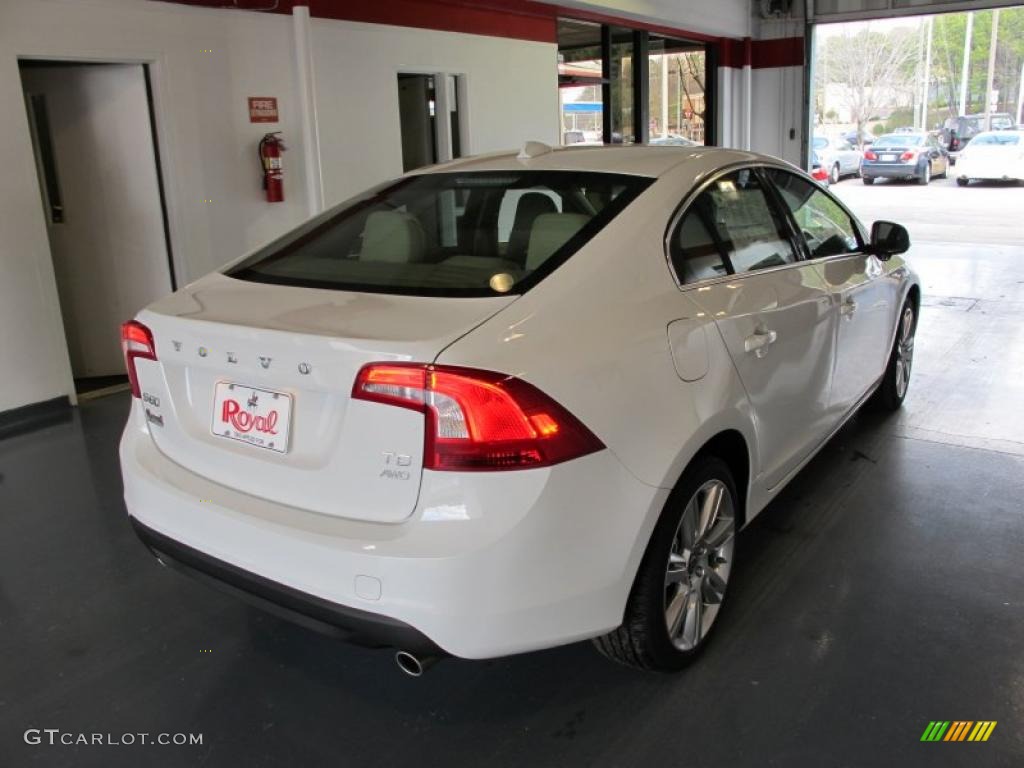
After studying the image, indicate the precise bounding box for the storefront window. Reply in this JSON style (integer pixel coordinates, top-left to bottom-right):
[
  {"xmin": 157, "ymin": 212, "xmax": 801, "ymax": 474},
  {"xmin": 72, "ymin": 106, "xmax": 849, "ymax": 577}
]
[
  {"xmin": 648, "ymin": 36, "xmax": 707, "ymax": 146},
  {"xmin": 557, "ymin": 19, "xmax": 712, "ymax": 148}
]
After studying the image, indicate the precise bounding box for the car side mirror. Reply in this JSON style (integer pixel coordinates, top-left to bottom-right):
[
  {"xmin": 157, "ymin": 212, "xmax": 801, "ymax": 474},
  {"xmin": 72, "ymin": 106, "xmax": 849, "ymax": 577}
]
[{"xmin": 869, "ymin": 221, "xmax": 910, "ymax": 260}]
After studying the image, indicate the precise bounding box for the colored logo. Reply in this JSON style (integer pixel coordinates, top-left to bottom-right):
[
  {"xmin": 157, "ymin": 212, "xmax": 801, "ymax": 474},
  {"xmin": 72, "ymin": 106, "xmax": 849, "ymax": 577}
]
[
  {"xmin": 220, "ymin": 399, "xmax": 278, "ymax": 435},
  {"xmin": 920, "ymin": 721, "xmax": 996, "ymax": 742}
]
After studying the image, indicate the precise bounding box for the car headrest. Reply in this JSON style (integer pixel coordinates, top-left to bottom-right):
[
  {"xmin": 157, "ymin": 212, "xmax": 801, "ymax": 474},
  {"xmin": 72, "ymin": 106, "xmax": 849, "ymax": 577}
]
[
  {"xmin": 507, "ymin": 193, "xmax": 558, "ymax": 264},
  {"xmin": 359, "ymin": 210, "xmax": 426, "ymax": 263},
  {"xmin": 525, "ymin": 213, "xmax": 590, "ymax": 271}
]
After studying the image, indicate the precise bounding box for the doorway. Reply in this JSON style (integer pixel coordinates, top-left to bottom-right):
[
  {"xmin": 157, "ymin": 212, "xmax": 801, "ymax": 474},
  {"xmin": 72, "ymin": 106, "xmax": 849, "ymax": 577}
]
[
  {"xmin": 19, "ymin": 61, "xmax": 174, "ymax": 400},
  {"xmin": 397, "ymin": 73, "xmax": 463, "ymax": 172}
]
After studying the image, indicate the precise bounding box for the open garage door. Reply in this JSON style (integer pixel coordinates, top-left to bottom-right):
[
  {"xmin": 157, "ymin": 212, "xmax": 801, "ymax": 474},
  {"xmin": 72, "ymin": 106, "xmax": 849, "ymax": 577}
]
[
  {"xmin": 811, "ymin": 0, "xmax": 1024, "ymax": 23},
  {"xmin": 809, "ymin": 2, "xmax": 1024, "ymax": 470}
]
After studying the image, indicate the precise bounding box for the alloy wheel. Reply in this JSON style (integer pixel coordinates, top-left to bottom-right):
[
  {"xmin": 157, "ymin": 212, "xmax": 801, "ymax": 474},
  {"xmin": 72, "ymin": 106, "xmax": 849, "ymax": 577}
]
[
  {"xmin": 895, "ymin": 305, "xmax": 915, "ymax": 399},
  {"xmin": 664, "ymin": 479, "xmax": 735, "ymax": 651}
]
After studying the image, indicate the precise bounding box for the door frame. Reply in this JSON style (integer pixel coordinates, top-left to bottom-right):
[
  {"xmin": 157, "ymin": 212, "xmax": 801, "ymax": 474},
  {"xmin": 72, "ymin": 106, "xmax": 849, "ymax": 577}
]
[
  {"xmin": 17, "ymin": 52, "xmax": 183, "ymax": 405},
  {"xmin": 395, "ymin": 67, "xmax": 471, "ymax": 165}
]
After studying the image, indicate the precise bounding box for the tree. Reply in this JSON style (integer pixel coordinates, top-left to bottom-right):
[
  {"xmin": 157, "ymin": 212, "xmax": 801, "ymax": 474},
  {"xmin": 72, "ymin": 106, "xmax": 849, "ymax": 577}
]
[{"xmin": 818, "ymin": 27, "xmax": 920, "ymax": 143}]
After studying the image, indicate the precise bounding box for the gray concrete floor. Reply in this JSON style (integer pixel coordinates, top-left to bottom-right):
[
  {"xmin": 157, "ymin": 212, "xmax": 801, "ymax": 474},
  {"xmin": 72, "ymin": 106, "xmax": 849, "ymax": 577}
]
[{"xmin": 2, "ymin": 178, "xmax": 1023, "ymax": 767}]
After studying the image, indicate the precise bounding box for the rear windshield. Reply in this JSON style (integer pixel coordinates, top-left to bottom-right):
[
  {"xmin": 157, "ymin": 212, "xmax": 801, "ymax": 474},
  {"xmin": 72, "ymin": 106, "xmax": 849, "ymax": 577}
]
[
  {"xmin": 812, "ymin": 137, "xmax": 828, "ymax": 149},
  {"xmin": 873, "ymin": 135, "xmax": 924, "ymax": 148},
  {"xmin": 971, "ymin": 132, "xmax": 1020, "ymax": 146},
  {"xmin": 229, "ymin": 171, "xmax": 652, "ymax": 297},
  {"xmin": 992, "ymin": 115, "xmax": 1014, "ymax": 130}
]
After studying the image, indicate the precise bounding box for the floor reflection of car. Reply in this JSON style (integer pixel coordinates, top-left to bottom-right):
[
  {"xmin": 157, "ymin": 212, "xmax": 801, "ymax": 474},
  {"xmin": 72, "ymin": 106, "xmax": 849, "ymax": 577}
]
[
  {"xmin": 812, "ymin": 135, "xmax": 862, "ymax": 183},
  {"xmin": 649, "ymin": 134, "xmax": 700, "ymax": 147},
  {"xmin": 954, "ymin": 130, "xmax": 1024, "ymax": 186},
  {"xmin": 861, "ymin": 133, "xmax": 949, "ymax": 185}
]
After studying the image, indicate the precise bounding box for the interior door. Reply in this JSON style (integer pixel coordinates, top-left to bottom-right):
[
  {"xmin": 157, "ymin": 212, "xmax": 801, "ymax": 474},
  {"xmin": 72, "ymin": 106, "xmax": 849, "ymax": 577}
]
[
  {"xmin": 668, "ymin": 168, "xmax": 837, "ymax": 490},
  {"xmin": 764, "ymin": 168, "xmax": 893, "ymax": 417},
  {"xmin": 21, "ymin": 63, "xmax": 172, "ymax": 378}
]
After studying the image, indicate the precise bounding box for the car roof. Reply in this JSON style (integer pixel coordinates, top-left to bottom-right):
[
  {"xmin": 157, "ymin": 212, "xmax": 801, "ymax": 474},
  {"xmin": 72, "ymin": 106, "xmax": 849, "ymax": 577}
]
[
  {"xmin": 972, "ymin": 129, "xmax": 1024, "ymax": 137},
  {"xmin": 876, "ymin": 132, "xmax": 928, "ymax": 139},
  {"xmin": 411, "ymin": 143, "xmax": 764, "ymax": 179}
]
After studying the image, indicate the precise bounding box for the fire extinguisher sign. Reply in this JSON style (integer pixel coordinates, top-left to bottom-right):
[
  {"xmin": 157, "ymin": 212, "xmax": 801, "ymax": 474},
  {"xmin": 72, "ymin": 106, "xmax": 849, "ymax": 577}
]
[{"xmin": 248, "ymin": 97, "xmax": 279, "ymax": 123}]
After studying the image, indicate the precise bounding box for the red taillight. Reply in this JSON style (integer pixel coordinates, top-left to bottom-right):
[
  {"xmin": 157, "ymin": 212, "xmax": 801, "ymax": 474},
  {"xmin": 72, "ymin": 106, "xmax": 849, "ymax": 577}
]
[
  {"xmin": 811, "ymin": 167, "xmax": 828, "ymax": 181},
  {"xmin": 121, "ymin": 320, "xmax": 157, "ymax": 398},
  {"xmin": 352, "ymin": 363, "xmax": 605, "ymax": 471},
  {"xmin": 900, "ymin": 151, "xmax": 916, "ymax": 162},
  {"xmin": 864, "ymin": 150, "xmax": 878, "ymax": 161}
]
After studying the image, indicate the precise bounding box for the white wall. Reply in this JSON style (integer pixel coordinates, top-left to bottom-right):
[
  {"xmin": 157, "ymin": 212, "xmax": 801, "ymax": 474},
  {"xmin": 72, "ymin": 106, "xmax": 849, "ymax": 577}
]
[
  {"xmin": 310, "ymin": 20, "xmax": 558, "ymax": 207},
  {"xmin": 0, "ymin": 0, "xmax": 559, "ymax": 414},
  {"xmin": 752, "ymin": 66, "xmax": 805, "ymax": 167},
  {"xmin": 0, "ymin": 0, "xmax": 308, "ymax": 412}
]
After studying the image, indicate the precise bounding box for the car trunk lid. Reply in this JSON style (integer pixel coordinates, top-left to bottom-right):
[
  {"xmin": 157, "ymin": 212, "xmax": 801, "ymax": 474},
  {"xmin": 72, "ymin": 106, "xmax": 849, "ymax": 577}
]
[{"xmin": 133, "ymin": 273, "xmax": 515, "ymax": 523}]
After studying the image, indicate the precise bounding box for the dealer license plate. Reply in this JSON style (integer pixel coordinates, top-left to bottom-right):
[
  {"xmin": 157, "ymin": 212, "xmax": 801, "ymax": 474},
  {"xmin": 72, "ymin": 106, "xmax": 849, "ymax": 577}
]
[{"xmin": 211, "ymin": 382, "xmax": 292, "ymax": 453}]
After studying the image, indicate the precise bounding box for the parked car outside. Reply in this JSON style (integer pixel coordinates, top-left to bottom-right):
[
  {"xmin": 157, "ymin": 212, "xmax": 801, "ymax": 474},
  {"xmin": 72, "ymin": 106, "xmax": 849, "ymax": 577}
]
[
  {"xmin": 941, "ymin": 113, "xmax": 1016, "ymax": 158},
  {"xmin": 954, "ymin": 130, "xmax": 1024, "ymax": 186},
  {"xmin": 861, "ymin": 132, "xmax": 948, "ymax": 185},
  {"xmin": 120, "ymin": 144, "xmax": 919, "ymax": 672},
  {"xmin": 842, "ymin": 129, "xmax": 874, "ymax": 148},
  {"xmin": 812, "ymin": 135, "xmax": 862, "ymax": 183},
  {"xmin": 810, "ymin": 150, "xmax": 829, "ymax": 186}
]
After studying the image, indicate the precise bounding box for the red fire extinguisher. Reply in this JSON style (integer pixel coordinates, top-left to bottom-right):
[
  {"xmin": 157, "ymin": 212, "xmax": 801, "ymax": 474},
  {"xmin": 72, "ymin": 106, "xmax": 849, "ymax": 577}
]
[{"xmin": 258, "ymin": 132, "xmax": 286, "ymax": 203}]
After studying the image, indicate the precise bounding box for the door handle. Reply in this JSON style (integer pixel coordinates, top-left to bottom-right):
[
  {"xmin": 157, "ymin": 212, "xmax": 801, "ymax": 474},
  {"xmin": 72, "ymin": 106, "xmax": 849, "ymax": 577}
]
[
  {"xmin": 840, "ymin": 298, "xmax": 858, "ymax": 318},
  {"xmin": 744, "ymin": 327, "xmax": 778, "ymax": 358}
]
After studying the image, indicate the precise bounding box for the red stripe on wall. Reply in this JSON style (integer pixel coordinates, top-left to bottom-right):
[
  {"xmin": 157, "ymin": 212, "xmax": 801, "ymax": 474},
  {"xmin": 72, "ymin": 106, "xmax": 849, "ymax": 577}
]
[
  {"xmin": 718, "ymin": 36, "xmax": 804, "ymax": 69},
  {"xmin": 751, "ymin": 37, "xmax": 804, "ymax": 69},
  {"xmin": 158, "ymin": 0, "xmax": 731, "ymax": 46}
]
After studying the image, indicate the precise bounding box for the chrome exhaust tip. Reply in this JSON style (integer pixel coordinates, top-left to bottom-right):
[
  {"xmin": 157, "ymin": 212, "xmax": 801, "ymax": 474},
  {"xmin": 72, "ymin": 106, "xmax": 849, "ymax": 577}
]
[{"xmin": 395, "ymin": 650, "xmax": 437, "ymax": 677}]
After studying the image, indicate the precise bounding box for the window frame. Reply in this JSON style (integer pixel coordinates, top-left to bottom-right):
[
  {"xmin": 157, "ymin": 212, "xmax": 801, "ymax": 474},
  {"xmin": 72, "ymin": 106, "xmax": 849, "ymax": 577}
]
[{"xmin": 664, "ymin": 162, "xmax": 869, "ymax": 289}]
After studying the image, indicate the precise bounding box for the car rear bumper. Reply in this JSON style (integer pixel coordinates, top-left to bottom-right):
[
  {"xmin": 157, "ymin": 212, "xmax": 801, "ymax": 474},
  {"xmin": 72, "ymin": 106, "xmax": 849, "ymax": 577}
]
[
  {"xmin": 131, "ymin": 517, "xmax": 443, "ymax": 655},
  {"xmin": 955, "ymin": 162, "xmax": 1023, "ymax": 181},
  {"xmin": 861, "ymin": 163, "xmax": 922, "ymax": 179},
  {"xmin": 120, "ymin": 402, "xmax": 667, "ymax": 659}
]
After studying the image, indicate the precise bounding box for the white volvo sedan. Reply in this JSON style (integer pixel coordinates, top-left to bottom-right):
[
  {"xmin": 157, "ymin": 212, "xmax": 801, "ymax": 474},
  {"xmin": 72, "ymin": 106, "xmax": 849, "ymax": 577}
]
[{"xmin": 120, "ymin": 144, "xmax": 919, "ymax": 673}]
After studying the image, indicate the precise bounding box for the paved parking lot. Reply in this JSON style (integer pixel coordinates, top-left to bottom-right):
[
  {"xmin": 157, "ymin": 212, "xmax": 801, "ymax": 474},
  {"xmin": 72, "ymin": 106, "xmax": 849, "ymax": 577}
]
[{"xmin": 831, "ymin": 174, "xmax": 1024, "ymax": 246}]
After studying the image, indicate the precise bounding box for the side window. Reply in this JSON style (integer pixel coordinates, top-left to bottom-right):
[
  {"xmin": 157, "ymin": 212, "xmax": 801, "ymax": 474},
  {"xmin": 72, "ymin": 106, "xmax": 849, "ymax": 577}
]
[
  {"xmin": 766, "ymin": 169, "xmax": 861, "ymax": 259},
  {"xmin": 670, "ymin": 205, "xmax": 729, "ymax": 283},
  {"xmin": 670, "ymin": 168, "xmax": 798, "ymax": 282}
]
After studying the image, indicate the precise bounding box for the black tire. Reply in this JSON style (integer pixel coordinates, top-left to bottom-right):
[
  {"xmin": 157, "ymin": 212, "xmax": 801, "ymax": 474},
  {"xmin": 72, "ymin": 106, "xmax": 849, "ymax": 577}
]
[
  {"xmin": 593, "ymin": 456, "xmax": 738, "ymax": 671},
  {"xmin": 956, "ymin": 177, "xmax": 969, "ymax": 187},
  {"xmin": 917, "ymin": 162, "xmax": 930, "ymax": 185},
  {"xmin": 863, "ymin": 177, "xmax": 875, "ymax": 185},
  {"xmin": 830, "ymin": 163, "xmax": 841, "ymax": 184},
  {"xmin": 872, "ymin": 299, "xmax": 916, "ymax": 412}
]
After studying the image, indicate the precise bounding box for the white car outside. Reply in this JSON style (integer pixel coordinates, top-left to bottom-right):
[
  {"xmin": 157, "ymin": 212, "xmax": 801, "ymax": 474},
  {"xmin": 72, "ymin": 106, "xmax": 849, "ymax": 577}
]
[
  {"xmin": 812, "ymin": 135, "xmax": 863, "ymax": 183},
  {"xmin": 120, "ymin": 144, "xmax": 919, "ymax": 672},
  {"xmin": 955, "ymin": 130, "xmax": 1024, "ymax": 185}
]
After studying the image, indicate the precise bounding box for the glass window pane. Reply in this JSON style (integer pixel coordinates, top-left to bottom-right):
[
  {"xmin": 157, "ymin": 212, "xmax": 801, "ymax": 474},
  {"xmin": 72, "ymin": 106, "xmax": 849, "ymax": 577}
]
[
  {"xmin": 609, "ymin": 27, "xmax": 634, "ymax": 144},
  {"xmin": 230, "ymin": 171, "xmax": 652, "ymax": 297},
  {"xmin": 766, "ymin": 169, "xmax": 861, "ymax": 258},
  {"xmin": 671, "ymin": 207, "xmax": 727, "ymax": 283},
  {"xmin": 648, "ymin": 37, "xmax": 706, "ymax": 146},
  {"xmin": 699, "ymin": 169, "xmax": 797, "ymax": 275},
  {"xmin": 558, "ymin": 19, "xmax": 604, "ymax": 145}
]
